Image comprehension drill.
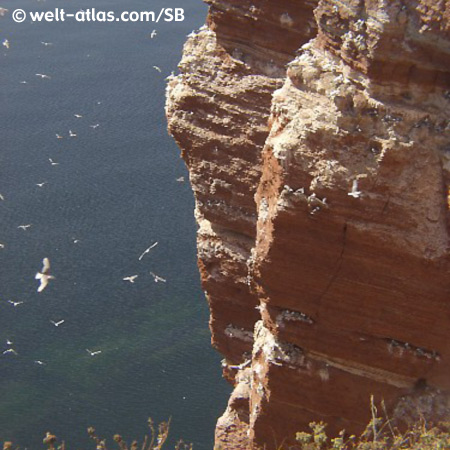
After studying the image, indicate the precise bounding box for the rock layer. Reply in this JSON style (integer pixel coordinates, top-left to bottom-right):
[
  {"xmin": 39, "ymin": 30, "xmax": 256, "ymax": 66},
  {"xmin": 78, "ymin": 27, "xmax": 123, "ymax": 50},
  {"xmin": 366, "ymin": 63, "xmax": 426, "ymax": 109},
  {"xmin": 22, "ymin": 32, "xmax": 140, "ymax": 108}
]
[{"xmin": 166, "ymin": 1, "xmax": 450, "ymax": 448}]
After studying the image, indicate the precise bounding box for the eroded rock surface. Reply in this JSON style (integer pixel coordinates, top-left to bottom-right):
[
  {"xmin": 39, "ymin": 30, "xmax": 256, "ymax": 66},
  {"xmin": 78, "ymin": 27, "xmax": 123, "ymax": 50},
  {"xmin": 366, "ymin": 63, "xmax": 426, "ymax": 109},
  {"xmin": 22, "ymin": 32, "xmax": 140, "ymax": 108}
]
[{"xmin": 166, "ymin": 1, "xmax": 450, "ymax": 448}]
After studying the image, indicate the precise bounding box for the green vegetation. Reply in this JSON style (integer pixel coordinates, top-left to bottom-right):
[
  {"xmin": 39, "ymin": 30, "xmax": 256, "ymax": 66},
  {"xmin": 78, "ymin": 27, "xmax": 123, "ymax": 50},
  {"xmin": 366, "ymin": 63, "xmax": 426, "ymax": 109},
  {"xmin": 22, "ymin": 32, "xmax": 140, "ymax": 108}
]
[
  {"xmin": 2, "ymin": 418, "xmax": 192, "ymax": 450},
  {"xmin": 295, "ymin": 397, "xmax": 450, "ymax": 449},
  {"xmin": 4, "ymin": 398, "xmax": 450, "ymax": 449}
]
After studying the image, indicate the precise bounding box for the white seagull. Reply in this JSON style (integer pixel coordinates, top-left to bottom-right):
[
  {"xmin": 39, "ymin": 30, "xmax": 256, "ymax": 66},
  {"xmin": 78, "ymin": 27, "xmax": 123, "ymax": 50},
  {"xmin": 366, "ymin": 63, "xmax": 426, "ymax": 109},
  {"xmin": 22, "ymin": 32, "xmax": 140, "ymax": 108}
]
[
  {"xmin": 86, "ymin": 349, "xmax": 102, "ymax": 356},
  {"xmin": 69, "ymin": 130, "xmax": 77, "ymax": 137},
  {"xmin": 50, "ymin": 319, "xmax": 65, "ymax": 327},
  {"xmin": 56, "ymin": 133, "xmax": 63, "ymax": 139},
  {"xmin": 6, "ymin": 339, "xmax": 13, "ymax": 345},
  {"xmin": 153, "ymin": 65, "xmax": 162, "ymax": 73},
  {"xmin": 74, "ymin": 114, "xmax": 83, "ymax": 118},
  {"xmin": 18, "ymin": 224, "xmax": 32, "ymax": 230},
  {"xmin": 35, "ymin": 257, "xmax": 55, "ymax": 292},
  {"xmin": 3, "ymin": 349, "xmax": 18, "ymax": 355},
  {"xmin": 348, "ymin": 179, "xmax": 362, "ymax": 199},
  {"xmin": 0, "ymin": 193, "xmax": 4, "ymax": 200},
  {"xmin": 89, "ymin": 124, "xmax": 100, "ymax": 129},
  {"xmin": 149, "ymin": 272, "xmax": 166, "ymax": 283},
  {"xmin": 36, "ymin": 182, "xmax": 47, "ymax": 188},
  {"xmin": 41, "ymin": 41, "xmax": 53, "ymax": 46},
  {"xmin": 49, "ymin": 158, "xmax": 59, "ymax": 165},
  {"xmin": 138, "ymin": 242, "xmax": 158, "ymax": 261},
  {"xmin": 8, "ymin": 300, "xmax": 24, "ymax": 307},
  {"xmin": 35, "ymin": 73, "xmax": 51, "ymax": 79},
  {"xmin": 176, "ymin": 176, "xmax": 185, "ymax": 182},
  {"xmin": 123, "ymin": 275, "xmax": 138, "ymax": 283},
  {"xmin": 2, "ymin": 39, "xmax": 9, "ymax": 49},
  {"xmin": 34, "ymin": 360, "xmax": 46, "ymax": 365},
  {"xmin": 20, "ymin": 81, "xmax": 28, "ymax": 84}
]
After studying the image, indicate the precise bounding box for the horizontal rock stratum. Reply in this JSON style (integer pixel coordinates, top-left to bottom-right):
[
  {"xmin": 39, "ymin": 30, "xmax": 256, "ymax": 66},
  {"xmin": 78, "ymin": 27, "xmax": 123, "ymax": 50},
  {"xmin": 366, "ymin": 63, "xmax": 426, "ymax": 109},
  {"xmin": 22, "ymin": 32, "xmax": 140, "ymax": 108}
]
[{"xmin": 166, "ymin": 1, "xmax": 450, "ymax": 448}]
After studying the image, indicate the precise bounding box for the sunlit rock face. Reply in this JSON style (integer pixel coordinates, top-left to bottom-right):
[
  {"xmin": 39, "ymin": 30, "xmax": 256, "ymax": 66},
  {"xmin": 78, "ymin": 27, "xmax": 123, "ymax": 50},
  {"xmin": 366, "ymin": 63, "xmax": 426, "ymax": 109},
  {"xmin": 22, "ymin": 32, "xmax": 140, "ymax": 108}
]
[{"xmin": 166, "ymin": 0, "xmax": 450, "ymax": 448}]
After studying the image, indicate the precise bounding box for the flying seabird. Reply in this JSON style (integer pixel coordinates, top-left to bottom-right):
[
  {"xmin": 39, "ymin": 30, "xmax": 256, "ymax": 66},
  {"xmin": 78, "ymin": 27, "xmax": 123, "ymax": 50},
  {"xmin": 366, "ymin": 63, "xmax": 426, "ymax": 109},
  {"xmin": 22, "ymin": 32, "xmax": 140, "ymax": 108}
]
[
  {"xmin": 41, "ymin": 41, "xmax": 53, "ymax": 46},
  {"xmin": 149, "ymin": 272, "xmax": 166, "ymax": 283},
  {"xmin": 55, "ymin": 134, "xmax": 63, "ymax": 139},
  {"xmin": 348, "ymin": 179, "xmax": 362, "ymax": 199},
  {"xmin": 0, "ymin": 243, "xmax": 4, "ymax": 249},
  {"xmin": 3, "ymin": 349, "xmax": 18, "ymax": 355},
  {"xmin": 8, "ymin": 300, "xmax": 24, "ymax": 307},
  {"xmin": 149, "ymin": 30, "xmax": 157, "ymax": 39},
  {"xmin": 0, "ymin": 193, "xmax": 4, "ymax": 200},
  {"xmin": 36, "ymin": 182, "xmax": 47, "ymax": 188},
  {"xmin": 74, "ymin": 114, "xmax": 83, "ymax": 118},
  {"xmin": 89, "ymin": 124, "xmax": 100, "ymax": 129},
  {"xmin": 153, "ymin": 65, "xmax": 162, "ymax": 73},
  {"xmin": 6, "ymin": 339, "xmax": 13, "ymax": 345},
  {"xmin": 176, "ymin": 176, "xmax": 185, "ymax": 182},
  {"xmin": 34, "ymin": 360, "xmax": 45, "ymax": 365},
  {"xmin": 138, "ymin": 242, "xmax": 158, "ymax": 261},
  {"xmin": 2, "ymin": 39, "xmax": 9, "ymax": 49},
  {"xmin": 35, "ymin": 73, "xmax": 51, "ymax": 79},
  {"xmin": 86, "ymin": 349, "xmax": 102, "ymax": 356},
  {"xmin": 50, "ymin": 319, "xmax": 65, "ymax": 327},
  {"xmin": 69, "ymin": 130, "xmax": 77, "ymax": 137},
  {"xmin": 49, "ymin": 158, "xmax": 59, "ymax": 165},
  {"xmin": 35, "ymin": 257, "xmax": 55, "ymax": 292},
  {"xmin": 123, "ymin": 275, "xmax": 138, "ymax": 283},
  {"xmin": 18, "ymin": 224, "xmax": 32, "ymax": 230},
  {"xmin": 20, "ymin": 81, "xmax": 28, "ymax": 84}
]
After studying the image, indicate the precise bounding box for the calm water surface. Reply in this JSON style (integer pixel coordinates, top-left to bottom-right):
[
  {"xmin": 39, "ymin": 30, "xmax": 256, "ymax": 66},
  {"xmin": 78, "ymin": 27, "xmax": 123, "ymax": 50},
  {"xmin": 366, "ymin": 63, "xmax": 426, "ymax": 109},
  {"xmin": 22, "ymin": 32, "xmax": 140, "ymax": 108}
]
[{"xmin": 0, "ymin": 0, "xmax": 230, "ymax": 448}]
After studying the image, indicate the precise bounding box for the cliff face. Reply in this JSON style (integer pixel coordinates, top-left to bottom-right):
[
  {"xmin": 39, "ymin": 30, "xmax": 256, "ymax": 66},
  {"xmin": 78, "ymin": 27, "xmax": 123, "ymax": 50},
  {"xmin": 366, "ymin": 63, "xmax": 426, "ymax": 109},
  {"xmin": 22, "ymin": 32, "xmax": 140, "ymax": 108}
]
[{"xmin": 166, "ymin": 1, "xmax": 450, "ymax": 448}]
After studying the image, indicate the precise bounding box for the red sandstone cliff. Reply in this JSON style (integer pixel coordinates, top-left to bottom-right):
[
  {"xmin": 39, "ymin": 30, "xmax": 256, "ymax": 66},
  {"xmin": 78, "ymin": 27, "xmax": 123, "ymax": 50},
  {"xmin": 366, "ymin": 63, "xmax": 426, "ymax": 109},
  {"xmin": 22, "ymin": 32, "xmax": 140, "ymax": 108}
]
[{"xmin": 166, "ymin": 1, "xmax": 450, "ymax": 448}]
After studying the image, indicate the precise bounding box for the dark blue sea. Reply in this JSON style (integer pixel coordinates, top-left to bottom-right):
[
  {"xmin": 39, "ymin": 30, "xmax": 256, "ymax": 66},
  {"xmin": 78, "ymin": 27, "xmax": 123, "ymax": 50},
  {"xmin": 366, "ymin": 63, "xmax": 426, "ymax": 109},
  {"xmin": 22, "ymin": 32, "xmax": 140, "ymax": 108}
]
[{"xmin": 0, "ymin": 0, "xmax": 230, "ymax": 448}]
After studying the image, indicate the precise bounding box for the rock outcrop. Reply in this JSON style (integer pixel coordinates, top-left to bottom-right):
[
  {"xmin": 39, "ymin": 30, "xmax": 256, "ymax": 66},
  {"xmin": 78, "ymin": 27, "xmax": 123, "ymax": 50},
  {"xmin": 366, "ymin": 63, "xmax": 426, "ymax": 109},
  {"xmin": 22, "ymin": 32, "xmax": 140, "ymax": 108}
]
[{"xmin": 166, "ymin": 1, "xmax": 450, "ymax": 448}]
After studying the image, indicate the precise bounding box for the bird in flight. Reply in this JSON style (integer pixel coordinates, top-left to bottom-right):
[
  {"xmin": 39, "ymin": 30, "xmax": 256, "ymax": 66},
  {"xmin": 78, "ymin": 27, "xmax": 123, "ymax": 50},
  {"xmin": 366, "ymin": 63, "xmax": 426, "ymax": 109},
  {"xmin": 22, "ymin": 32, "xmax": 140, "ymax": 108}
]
[
  {"xmin": 86, "ymin": 349, "xmax": 102, "ymax": 356},
  {"xmin": 153, "ymin": 65, "xmax": 162, "ymax": 73},
  {"xmin": 36, "ymin": 182, "xmax": 47, "ymax": 188},
  {"xmin": 89, "ymin": 124, "xmax": 100, "ymax": 129},
  {"xmin": 55, "ymin": 133, "xmax": 63, "ymax": 139},
  {"xmin": 74, "ymin": 114, "xmax": 83, "ymax": 118},
  {"xmin": 50, "ymin": 319, "xmax": 65, "ymax": 327},
  {"xmin": 123, "ymin": 275, "xmax": 138, "ymax": 283},
  {"xmin": 0, "ymin": 243, "xmax": 4, "ymax": 249},
  {"xmin": 348, "ymin": 179, "xmax": 362, "ymax": 199},
  {"xmin": 35, "ymin": 73, "xmax": 51, "ymax": 79},
  {"xmin": 18, "ymin": 224, "xmax": 32, "ymax": 230},
  {"xmin": 6, "ymin": 339, "xmax": 13, "ymax": 345},
  {"xmin": 8, "ymin": 300, "xmax": 24, "ymax": 307},
  {"xmin": 176, "ymin": 176, "xmax": 185, "ymax": 183},
  {"xmin": 3, "ymin": 349, "xmax": 18, "ymax": 355},
  {"xmin": 69, "ymin": 130, "xmax": 77, "ymax": 137},
  {"xmin": 0, "ymin": 193, "xmax": 4, "ymax": 200},
  {"xmin": 34, "ymin": 360, "xmax": 46, "ymax": 365},
  {"xmin": 2, "ymin": 39, "xmax": 9, "ymax": 49},
  {"xmin": 41, "ymin": 41, "xmax": 53, "ymax": 46},
  {"xmin": 150, "ymin": 272, "xmax": 166, "ymax": 283},
  {"xmin": 49, "ymin": 158, "xmax": 59, "ymax": 165},
  {"xmin": 138, "ymin": 242, "xmax": 158, "ymax": 261},
  {"xmin": 35, "ymin": 257, "xmax": 55, "ymax": 292}
]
